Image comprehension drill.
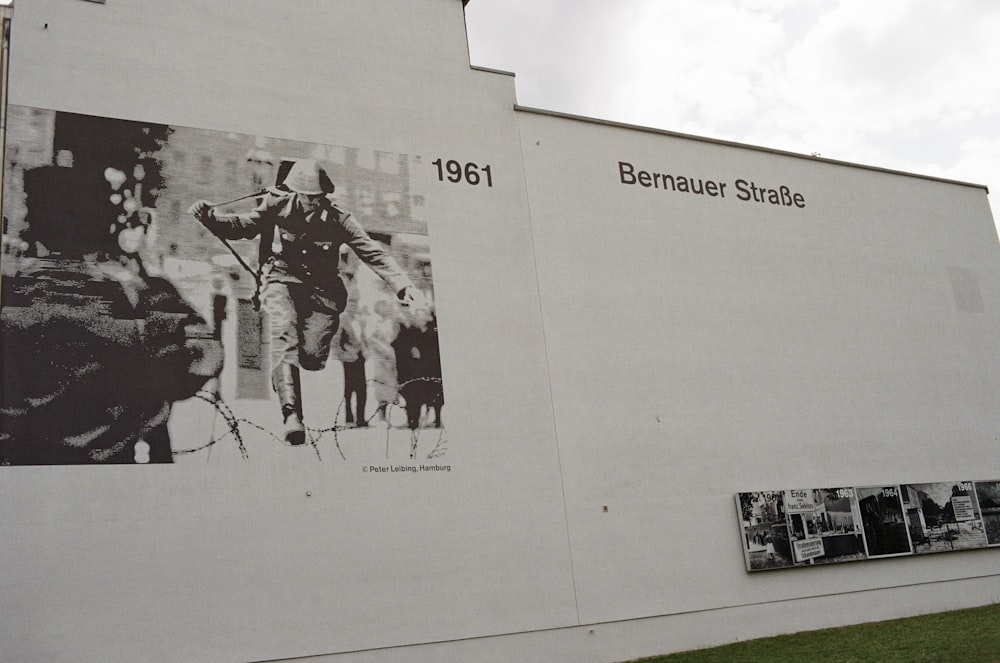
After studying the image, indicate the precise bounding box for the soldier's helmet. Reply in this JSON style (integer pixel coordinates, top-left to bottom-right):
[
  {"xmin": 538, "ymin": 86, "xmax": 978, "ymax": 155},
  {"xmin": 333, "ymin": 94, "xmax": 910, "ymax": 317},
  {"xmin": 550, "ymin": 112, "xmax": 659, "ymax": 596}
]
[{"xmin": 281, "ymin": 158, "xmax": 335, "ymax": 195}]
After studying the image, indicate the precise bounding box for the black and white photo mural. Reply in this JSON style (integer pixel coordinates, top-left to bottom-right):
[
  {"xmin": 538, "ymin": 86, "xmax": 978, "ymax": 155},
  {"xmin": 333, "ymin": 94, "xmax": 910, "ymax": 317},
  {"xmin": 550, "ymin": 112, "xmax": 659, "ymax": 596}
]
[{"xmin": 1, "ymin": 105, "xmax": 445, "ymax": 466}]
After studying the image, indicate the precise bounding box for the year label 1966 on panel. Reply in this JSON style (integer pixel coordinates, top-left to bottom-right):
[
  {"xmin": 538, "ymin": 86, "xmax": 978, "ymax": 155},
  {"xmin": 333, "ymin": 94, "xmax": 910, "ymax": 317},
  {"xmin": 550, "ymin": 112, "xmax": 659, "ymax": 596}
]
[{"xmin": 432, "ymin": 158, "xmax": 493, "ymax": 187}]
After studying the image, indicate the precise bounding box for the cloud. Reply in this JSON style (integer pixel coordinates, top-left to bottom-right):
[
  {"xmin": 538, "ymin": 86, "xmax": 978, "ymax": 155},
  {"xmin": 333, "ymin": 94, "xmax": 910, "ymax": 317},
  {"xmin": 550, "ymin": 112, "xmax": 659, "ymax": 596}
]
[
  {"xmin": 464, "ymin": 0, "xmax": 1000, "ymax": 216},
  {"xmin": 772, "ymin": 2, "xmax": 1000, "ymax": 159},
  {"xmin": 464, "ymin": 0, "xmax": 636, "ymax": 112},
  {"xmin": 601, "ymin": 1, "xmax": 790, "ymax": 130}
]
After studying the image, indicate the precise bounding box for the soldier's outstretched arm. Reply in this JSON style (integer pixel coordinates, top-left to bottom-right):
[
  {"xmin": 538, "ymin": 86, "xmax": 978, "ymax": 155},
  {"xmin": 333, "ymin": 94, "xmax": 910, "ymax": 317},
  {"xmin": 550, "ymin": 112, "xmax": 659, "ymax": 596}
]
[
  {"xmin": 187, "ymin": 200, "xmax": 263, "ymax": 240},
  {"xmin": 342, "ymin": 214, "xmax": 414, "ymax": 294}
]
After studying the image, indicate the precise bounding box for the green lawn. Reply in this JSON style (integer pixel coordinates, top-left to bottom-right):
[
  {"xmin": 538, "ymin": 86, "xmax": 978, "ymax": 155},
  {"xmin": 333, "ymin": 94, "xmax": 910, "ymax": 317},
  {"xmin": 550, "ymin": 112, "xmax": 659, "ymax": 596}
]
[{"xmin": 625, "ymin": 603, "xmax": 1000, "ymax": 663}]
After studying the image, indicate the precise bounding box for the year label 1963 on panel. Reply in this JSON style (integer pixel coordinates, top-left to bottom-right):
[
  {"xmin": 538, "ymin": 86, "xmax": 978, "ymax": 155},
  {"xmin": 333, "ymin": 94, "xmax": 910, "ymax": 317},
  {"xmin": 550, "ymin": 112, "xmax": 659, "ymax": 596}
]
[{"xmin": 432, "ymin": 158, "xmax": 493, "ymax": 187}]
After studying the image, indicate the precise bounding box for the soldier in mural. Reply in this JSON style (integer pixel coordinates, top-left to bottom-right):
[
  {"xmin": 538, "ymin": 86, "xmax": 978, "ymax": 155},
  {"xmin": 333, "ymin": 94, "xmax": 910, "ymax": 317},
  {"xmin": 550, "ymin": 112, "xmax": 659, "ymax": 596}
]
[
  {"xmin": 188, "ymin": 158, "xmax": 423, "ymax": 445},
  {"xmin": 0, "ymin": 151, "xmax": 223, "ymax": 465}
]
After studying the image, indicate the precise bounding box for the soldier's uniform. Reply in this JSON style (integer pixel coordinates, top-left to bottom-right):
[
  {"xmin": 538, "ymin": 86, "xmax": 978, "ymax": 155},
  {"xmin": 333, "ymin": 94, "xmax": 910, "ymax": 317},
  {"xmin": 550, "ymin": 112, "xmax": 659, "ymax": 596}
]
[{"xmin": 191, "ymin": 159, "xmax": 416, "ymax": 445}]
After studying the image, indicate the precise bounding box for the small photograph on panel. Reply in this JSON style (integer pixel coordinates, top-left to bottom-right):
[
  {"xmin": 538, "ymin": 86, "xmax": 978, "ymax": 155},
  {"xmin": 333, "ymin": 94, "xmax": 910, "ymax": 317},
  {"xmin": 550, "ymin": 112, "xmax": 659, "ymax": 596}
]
[
  {"xmin": 1, "ymin": 106, "xmax": 444, "ymax": 465},
  {"xmin": 737, "ymin": 491, "xmax": 795, "ymax": 571},
  {"xmin": 856, "ymin": 485, "xmax": 913, "ymax": 558},
  {"xmin": 783, "ymin": 488, "xmax": 825, "ymax": 565},
  {"xmin": 972, "ymin": 481, "xmax": 1000, "ymax": 545},
  {"xmin": 786, "ymin": 487, "xmax": 866, "ymax": 565},
  {"xmin": 902, "ymin": 481, "xmax": 988, "ymax": 554}
]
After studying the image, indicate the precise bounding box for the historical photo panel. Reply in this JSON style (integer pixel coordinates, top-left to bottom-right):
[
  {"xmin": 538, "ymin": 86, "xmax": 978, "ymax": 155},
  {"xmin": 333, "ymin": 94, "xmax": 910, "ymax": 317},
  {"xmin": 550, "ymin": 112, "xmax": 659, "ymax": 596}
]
[
  {"xmin": 1, "ymin": 105, "xmax": 445, "ymax": 465},
  {"xmin": 851, "ymin": 486, "xmax": 912, "ymax": 558},
  {"xmin": 740, "ymin": 480, "xmax": 1000, "ymax": 571},
  {"xmin": 738, "ymin": 487, "xmax": 868, "ymax": 571},
  {"xmin": 902, "ymin": 481, "xmax": 988, "ymax": 554},
  {"xmin": 973, "ymin": 480, "xmax": 1000, "ymax": 546},
  {"xmin": 793, "ymin": 487, "xmax": 866, "ymax": 565},
  {"xmin": 737, "ymin": 491, "xmax": 796, "ymax": 571}
]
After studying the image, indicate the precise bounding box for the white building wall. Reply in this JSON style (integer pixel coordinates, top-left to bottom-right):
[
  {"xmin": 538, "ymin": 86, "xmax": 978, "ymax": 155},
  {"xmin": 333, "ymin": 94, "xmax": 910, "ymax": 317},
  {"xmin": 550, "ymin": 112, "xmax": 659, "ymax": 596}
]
[
  {"xmin": 517, "ymin": 107, "xmax": 1000, "ymax": 622},
  {"xmin": 1, "ymin": 2, "xmax": 999, "ymax": 662}
]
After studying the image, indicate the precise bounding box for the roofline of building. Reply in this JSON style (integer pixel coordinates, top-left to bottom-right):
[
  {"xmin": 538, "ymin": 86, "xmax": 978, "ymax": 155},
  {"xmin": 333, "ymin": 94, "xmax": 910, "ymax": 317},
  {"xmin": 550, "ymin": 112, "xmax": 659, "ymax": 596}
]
[
  {"xmin": 514, "ymin": 105, "xmax": 990, "ymax": 194},
  {"xmin": 470, "ymin": 64, "xmax": 514, "ymax": 77}
]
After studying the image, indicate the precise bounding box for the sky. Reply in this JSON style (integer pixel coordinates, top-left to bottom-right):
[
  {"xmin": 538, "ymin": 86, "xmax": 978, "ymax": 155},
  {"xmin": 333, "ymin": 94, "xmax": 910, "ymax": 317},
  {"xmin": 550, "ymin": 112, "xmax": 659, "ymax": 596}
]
[{"xmin": 463, "ymin": 0, "xmax": 1000, "ymax": 228}]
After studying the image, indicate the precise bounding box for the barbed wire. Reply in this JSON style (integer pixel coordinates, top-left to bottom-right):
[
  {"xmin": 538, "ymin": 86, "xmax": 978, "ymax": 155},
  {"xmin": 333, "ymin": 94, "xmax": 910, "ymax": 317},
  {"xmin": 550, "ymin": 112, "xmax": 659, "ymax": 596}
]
[{"xmin": 170, "ymin": 376, "xmax": 446, "ymax": 463}]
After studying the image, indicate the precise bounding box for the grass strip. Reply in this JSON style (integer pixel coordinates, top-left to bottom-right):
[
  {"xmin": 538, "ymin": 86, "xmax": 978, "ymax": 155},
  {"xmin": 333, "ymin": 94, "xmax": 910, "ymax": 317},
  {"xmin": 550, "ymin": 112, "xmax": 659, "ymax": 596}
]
[{"xmin": 626, "ymin": 603, "xmax": 1000, "ymax": 663}]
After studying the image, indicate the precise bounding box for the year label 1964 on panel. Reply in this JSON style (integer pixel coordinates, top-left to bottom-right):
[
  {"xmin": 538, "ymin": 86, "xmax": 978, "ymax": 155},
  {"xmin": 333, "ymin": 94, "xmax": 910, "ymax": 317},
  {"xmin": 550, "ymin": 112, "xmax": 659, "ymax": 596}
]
[{"xmin": 432, "ymin": 158, "xmax": 493, "ymax": 187}]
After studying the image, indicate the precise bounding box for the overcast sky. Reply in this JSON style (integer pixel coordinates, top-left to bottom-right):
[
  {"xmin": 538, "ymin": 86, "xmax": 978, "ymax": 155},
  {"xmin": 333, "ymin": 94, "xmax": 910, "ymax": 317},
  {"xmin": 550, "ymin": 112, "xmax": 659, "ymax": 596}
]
[{"xmin": 464, "ymin": 0, "xmax": 1000, "ymax": 227}]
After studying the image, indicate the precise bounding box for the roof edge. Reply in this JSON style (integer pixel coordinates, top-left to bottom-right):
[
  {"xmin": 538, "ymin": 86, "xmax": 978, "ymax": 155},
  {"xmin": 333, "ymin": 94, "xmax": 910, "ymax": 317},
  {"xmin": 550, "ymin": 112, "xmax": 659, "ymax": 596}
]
[
  {"xmin": 514, "ymin": 105, "xmax": 990, "ymax": 194},
  {"xmin": 470, "ymin": 64, "xmax": 515, "ymax": 77}
]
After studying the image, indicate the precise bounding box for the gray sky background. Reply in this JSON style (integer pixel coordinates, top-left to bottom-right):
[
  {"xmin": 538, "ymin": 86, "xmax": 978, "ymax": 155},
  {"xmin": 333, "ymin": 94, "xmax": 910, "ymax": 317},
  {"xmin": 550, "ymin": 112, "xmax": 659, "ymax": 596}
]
[{"xmin": 464, "ymin": 0, "xmax": 1000, "ymax": 228}]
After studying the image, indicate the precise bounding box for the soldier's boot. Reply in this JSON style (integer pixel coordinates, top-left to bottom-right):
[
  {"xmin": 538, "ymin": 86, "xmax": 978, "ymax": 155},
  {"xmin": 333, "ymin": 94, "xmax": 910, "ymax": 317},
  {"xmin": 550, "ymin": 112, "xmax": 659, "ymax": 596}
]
[{"xmin": 272, "ymin": 364, "xmax": 306, "ymax": 446}]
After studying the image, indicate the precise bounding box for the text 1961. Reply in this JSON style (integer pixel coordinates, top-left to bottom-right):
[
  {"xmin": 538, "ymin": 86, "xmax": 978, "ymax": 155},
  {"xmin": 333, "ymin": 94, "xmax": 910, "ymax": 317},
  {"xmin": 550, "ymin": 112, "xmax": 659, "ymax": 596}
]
[{"xmin": 433, "ymin": 159, "xmax": 493, "ymax": 187}]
